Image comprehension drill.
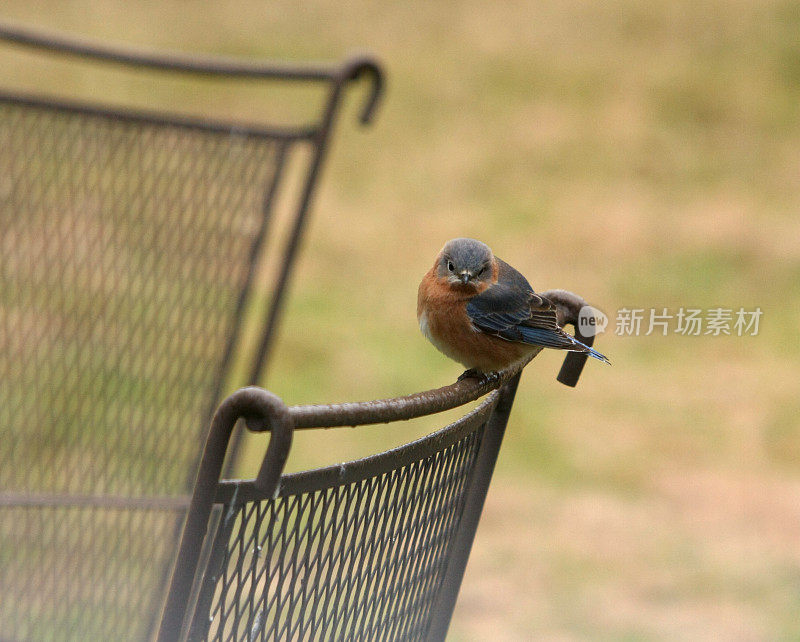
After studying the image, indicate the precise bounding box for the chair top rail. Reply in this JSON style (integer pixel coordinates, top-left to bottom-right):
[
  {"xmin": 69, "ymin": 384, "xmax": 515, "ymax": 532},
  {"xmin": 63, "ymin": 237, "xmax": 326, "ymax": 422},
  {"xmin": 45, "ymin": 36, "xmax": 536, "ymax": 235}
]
[
  {"xmin": 0, "ymin": 88, "xmax": 318, "ymax": 139},
  {"xmin": 284, "ymin": 357, "xmax": 531, "ymax": 430},
  {"xmin": 0, "ymin": 20, "xmax": 383, "ymax": 124},
  {"xmin": 220, "ymin": 389, "xmax": 500, "ymax": 502}
]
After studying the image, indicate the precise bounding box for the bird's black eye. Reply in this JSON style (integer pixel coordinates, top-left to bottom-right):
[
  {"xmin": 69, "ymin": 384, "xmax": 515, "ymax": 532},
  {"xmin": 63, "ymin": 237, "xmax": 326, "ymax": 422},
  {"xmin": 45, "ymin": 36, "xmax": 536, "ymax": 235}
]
[
  {"xmin": 447, "ymin": 260, "xmax": 454, "ymax": 272},
  {"xmin": 477, "ymin": 265, "xmax": 486, "ymax": 276}
]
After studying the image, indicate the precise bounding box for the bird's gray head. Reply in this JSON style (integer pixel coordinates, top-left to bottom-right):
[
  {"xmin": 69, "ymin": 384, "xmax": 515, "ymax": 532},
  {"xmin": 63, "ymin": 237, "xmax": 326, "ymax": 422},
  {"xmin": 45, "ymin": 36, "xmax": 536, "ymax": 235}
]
[{"xmin": 436, "ymin": 238, "xmax": 495, "ymax": 287}]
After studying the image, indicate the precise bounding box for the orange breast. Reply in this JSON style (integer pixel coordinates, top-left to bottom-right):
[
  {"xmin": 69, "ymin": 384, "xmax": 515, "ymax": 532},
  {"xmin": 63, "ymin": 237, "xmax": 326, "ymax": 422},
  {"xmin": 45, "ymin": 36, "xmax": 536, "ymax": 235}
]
[{"xmin": 417, "ymin": 269, "xmax": 535, "ymax": 372}]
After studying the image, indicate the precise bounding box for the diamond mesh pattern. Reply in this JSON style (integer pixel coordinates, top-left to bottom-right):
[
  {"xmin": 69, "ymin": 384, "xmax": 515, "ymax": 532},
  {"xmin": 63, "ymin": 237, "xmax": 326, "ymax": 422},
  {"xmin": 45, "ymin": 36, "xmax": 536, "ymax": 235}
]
[
  {"xmin": 0, "ymin": 504, "xmax": 180, "ymax": 640},
  {"xmin": 197, "ymin": 421, "xmax": 486, "ymax": 642},
  {"xmin": 0, "ymin": 97, "xmax": 294, "ymax": 640}
]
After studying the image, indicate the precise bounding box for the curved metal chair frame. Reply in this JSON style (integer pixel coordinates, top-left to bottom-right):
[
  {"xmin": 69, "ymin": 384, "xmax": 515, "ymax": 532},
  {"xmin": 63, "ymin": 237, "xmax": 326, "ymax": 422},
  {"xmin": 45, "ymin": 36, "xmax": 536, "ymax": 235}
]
[
  {"xmin": 0, "ymin": 23, "xmax": 382, "ymax": 641},
  {"xmin": 161, "ymin": 370, "xmax": 524, "ymax": 641},
  {"xmin": 162, "ymin": 297, "xmax": 598, "ymax": 641}
]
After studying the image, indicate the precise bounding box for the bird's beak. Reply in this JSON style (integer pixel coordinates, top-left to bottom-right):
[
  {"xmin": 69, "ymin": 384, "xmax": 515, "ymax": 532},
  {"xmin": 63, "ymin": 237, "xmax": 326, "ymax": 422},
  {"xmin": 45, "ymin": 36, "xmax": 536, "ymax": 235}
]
[{"xmin": 459, "ymin": 272, "xmax": 471, "ymax": 284}]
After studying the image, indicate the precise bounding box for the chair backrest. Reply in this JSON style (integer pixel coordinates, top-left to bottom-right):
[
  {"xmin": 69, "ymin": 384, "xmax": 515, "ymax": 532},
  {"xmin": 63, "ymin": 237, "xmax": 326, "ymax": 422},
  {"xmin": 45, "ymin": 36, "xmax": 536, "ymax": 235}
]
[
  {"xmin": 0, "ymin": 23, "xmax": 382, "ymax": 641},
  {"xmin": 159, "ymin": 373, "xmax": 523, "ymax": 641}
]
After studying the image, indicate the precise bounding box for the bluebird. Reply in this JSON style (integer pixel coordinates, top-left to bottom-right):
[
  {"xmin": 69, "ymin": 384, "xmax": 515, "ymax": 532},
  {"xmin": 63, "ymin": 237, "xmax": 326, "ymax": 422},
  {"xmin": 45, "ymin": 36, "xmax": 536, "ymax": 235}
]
[{"xmin": 417, "ymin": 238, "xmax": 609, "ymax": 380}]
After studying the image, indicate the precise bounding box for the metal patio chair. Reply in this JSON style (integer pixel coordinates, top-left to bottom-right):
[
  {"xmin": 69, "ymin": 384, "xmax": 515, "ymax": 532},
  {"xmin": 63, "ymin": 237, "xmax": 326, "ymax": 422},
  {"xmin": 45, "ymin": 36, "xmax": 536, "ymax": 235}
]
[
  {"xmin": 158, "ymin": 302, "xmax": 597, "ymax": 641},
  {"xmin": 0, "ymin": 23, "xmax": 382, "ymax": 641},
  {"xmin": 159, "ymin": 371, "xmax": 524, "ymax": 642}
]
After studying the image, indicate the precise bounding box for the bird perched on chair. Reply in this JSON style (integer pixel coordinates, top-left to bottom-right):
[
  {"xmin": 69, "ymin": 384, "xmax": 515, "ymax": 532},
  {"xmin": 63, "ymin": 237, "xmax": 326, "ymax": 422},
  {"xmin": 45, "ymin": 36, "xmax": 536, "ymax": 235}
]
[{"xmin": 417, "ymin": 238, "xmax": 609, "ymax": 380}]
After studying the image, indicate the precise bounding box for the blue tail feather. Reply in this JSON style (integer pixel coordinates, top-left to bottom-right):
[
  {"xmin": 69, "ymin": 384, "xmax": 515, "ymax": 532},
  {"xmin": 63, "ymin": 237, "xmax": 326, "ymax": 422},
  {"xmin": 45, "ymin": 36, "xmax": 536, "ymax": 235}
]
[
  {"xmin": 574, "ymin": 337, "xmax": 611, "ymax": 364},
  {"xmin": 517, "ymin": 326, "xmax": 610, "ymax": 364}
]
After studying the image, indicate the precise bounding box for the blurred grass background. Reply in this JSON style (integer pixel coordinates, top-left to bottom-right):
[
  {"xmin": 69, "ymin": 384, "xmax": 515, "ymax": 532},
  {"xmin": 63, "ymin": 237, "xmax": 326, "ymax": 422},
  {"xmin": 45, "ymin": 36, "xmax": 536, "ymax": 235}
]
[{"xmin": 3, "ymin": 1, "xmax": 799, "ymax": 639}]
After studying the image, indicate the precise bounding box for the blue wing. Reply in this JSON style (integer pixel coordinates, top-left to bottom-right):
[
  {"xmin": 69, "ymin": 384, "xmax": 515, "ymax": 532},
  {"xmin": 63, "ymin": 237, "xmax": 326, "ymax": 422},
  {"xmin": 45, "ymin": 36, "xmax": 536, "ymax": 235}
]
[{"xmin": 466, "ymin": 258, "xmax": 610, "ymax": 363}]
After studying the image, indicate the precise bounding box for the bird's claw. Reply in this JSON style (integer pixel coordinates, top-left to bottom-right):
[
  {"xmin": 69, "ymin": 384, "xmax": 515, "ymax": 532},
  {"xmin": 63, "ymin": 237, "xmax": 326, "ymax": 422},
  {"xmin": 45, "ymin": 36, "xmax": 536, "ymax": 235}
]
[{"xmin": 458, "ymin": 369, "xmax": 501, "ymax": 386}]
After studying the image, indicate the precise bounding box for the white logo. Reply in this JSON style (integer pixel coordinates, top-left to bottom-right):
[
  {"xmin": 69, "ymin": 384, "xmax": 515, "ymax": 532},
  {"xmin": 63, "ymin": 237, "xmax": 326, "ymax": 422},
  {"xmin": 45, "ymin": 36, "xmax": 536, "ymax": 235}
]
[{"xmin": 578, "ymin": 305, "xmax": 608, "ymax": 337}]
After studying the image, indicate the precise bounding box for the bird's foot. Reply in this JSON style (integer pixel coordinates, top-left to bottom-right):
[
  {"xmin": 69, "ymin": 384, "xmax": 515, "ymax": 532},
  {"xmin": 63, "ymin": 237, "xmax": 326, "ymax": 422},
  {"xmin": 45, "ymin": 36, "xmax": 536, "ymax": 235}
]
[
  {"xmin": 458, "ymin": 368, "xmax": 480, "ymax": 382},
  {"xmin": 458, "ymin": 369, "xmax": 501, "ymax": 386}
]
